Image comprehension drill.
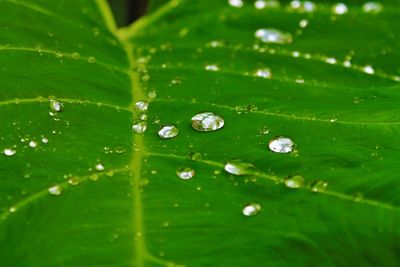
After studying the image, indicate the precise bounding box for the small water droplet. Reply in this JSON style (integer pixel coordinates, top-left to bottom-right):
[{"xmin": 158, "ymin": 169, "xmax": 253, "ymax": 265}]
[
  {"xmin": 224, "ymin": 160, "xmax": 256, "ymax": 176},
  {"xmin": 284, "ymin": 175, "xmax": 305, "ymax": 188},
  {"xmin": 147, "ymin": 90, "xmax": 157, "ymax": 98},
  {"xmin": 242, "ymin": 203, "xmax": 261, "ymax": 216},
  {"xmin": 9, "ymin": 206, "xmax": 17, "ymax": 213},
  {"xmin": 188, "ymin": 151, "xmax": 202, "ymax": 160},
  {"xmin": 95, "ymin": 163, "xmax": 105, "ymax": 172},
  {"xmin": 132, "ymin": 121, "xmax": 147, "ymax": 134},
  {"xmin": 353, "ymin": 192, "xmax": 364, "ymax": 202},
  {"xmin": 71, "ymin": 52, "xmax": 80, "ymax": 59},
  {"xmin": 255, "ymin": 28, "xmax": 292, "ymax": 44},
  {"xmin": 325, "ymin": 57, "xmax": 337, "ymax": 64},
  {"xmin": 362, "ymin": 2, "xmax": 383, "ymax": 13},
  {"xmin": 176, "ymin": 166, "xmax": 195, "ymax": 180},
  {"xmin": 228, "ymin": 0, "xmax": 243, "ymax": 8},
  {"xmin": 28, "ymin": 141, "xmax": 37, "ymax": 148},
  {"xmin": 68, "ymin": 177, "xmax": 81, "ymax": 186},
  {"xmin": 48, "ymin": 185, "xmax": 62, "ymax": 196},
  {"xmin": 269, "ymin": 136, "xmax": 294, "ymax": 153},
  {"xmin": 88, "ymin": 56, "xmax": 96, "ymax": 63},
  {"xmin": 310, "ymin": 180, "xmax": 328, "ymax": 192},
  {"xmin": 299, "ymin": 19, "xmax": 309, "ymax": 28},
  {"xmin": 290, "ymin": 0, "xmax": 316, "ymax": 12},
  {"xmin": 259, "ymin": 126, "xmax": 270, "ymax": 135},
  {"xmin": 158, "ymin": 124, "xmax": 179, "ymax": 139},
  {"xmin": 363, "ymin": 65, "xmax": 375, "ymax": 75},
  {"xmin": 41, "ymin": 137, "xmax": 49, "ymax": 144},
  {"xmin": 255, "ymin": 68, "xmax": 272, "ymax": 79},
  {"xmin": 191, "ymin": 112, "xmax": 224, "ymax": 132},
  {"xmin": 135, "ymin": 101, "xmax": 149, "ymax": 112},
  {"xmin": 205, "ymin": 64, "xmax": 220, "ymax": 71},
  {"xmin": 332, "ymin": 3, "xmax": 348, "ymax": 15},
  {"xmin": 255, "ymin": 0, "xmax": 280, "ymax": 9},
  {"xmin": 3, "ymin": 148, "xmax": 16, "ymax": 156}
]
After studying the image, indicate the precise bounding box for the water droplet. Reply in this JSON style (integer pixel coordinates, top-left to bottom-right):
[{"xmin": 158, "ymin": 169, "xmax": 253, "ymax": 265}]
[
  {"xmin": 176, "ymin": 166, "xmax": 195, "ymax": 180},
  {"xmin": 205, "ymin": 64, "xmax": 220, "ymax": 71},
  {"xmin": 9, "ymin": 206, "xmax": 17, "ymax": 213},
  {"xmin": 95, "ymin": 163, "xmax": 105, "ymax": 172},
  {"xmin": 259, "ymin": 126, "xmax": 270, "ymax": 135},
  {"xmin": 191, "ymin": 112, "xmax": 224, "ymax": 132},
  {"xmin": 224, "ymin": 160, "xmax": 257, "ymax": 176},
  {"xmin": 135, "ymin": 101, "xmax": 149, "ymax": 112},
  {"xmin": 362, "ymin": 2, "xmax": 383, "ymax": 14},
  {"xmin": 68, "ymin": 177, "xmax": 80, "ymax": 186},
  {"xmin": 71, "ymin": 52, "xmax": 80, "ymax": 59},
  {"xmin": 254, "ymin": 0, "xmax": 280, "ymax": 9},
  {"xmin": 147, "ymin": 90, "xmax": 157, "ymax": 98},
  {"xmin": 299, "ymin": 19, "xmax": 309, "ymax": 28},
  {"xmin": 255, "ymin": 68, "xmax": 272, "ymax": 79},
  {"xmin": 48, "ymin": 185, "xmax": 62, "ymax": 196},
  {"xmin": 242, "ymin": 203, "xmax": 261, "ymax": 216},
  {"xmin": 3, "ymin": 148, "xmax": 16, "ymax": 156},
  {"xmin": 353, "ymin": 192, "xmax": 364, "ymax": 202},
  {"xmin": 255, "ymin": 28, "xmax": 292, "ymax": 44},
  {"xmin": 88, "ymin": 56, "xmax": 96, "ymax": 63},
  {"xmin": 310, "ymin": 180, "xmax": 328, "ymax": 192},
  {"xmin": 188, "ymin": 152, "xmax": 202, "ymax": 160},
  {"xmin": 49, "ymin": 98, "xmax": 63, "ymax": 115},
  {"xmin": 363, "ymin": 65, "xmax": 375, "ymax": 75},
  {"xmin": 290, "ymin": 0, "xmax": 316, "ymax": 12},
  {"xmin": 332, "ymin": 3, "xmax": 348, "ymax": 15},
  {"xmin": 284, "ymin": 175, "xmax": 305, "ymax": 188},
  {"xmin": 158, "ymin": 124, "xmax": 179, "ymax": 139},
  {"xmin": 228, "ymin": 0, "xmax": 243, "ymax": 8},
  {"xmin": 132, "ymin": 121, "xmax": 147, "ymax": 134},
  {"xmin": 269, "ymin": 136, "xmax": 294, "ymax": 153},
  {"xmin": 29, "ymin": 141, "xmax": 37, "ymax": 148},
  {"xmin": 170, "ymin": 78, "xmax": 182, "ymax": 86},
  {"xmin": 325, "ymin": 57, "xmax": 337, "ymax": 64},
  {"xmin": 41, "ymin": 137, "xmax": 49, "ymax": 144}
]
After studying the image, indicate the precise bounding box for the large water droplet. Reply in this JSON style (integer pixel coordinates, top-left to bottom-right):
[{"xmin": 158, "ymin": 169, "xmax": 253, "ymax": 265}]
[
  {"xmin": 135, "ymin": 101, "xmax": 149, "ymax": 113},
  {"xmin": 242, "ymin": 203, "xmax": 261, "ymax": 216},
  {"xmin": 362, "ymin": 2, "xmax": 383, "ymax": 13},
  {"xmin": 269, "ymin": 136, "xmax": 294, "ymax": 153},
  {"xmin": 49, "ymin": 98, "xmax": 63, "ymax": 114},
  {"xmin": 191, "ymin": 112, "xmax": 224, "ymax": 132},
  {"xmin": 3, "ymin": 148, "xmax": 16, "ymax": 156},
  {"xmin": 284, "ymin": 175, "xmax": 305, "ymax": 188},
  {"xmin": 224, "ymin": 160, "xmax": 256, "ymax": 176},
  {"xmin": 363, "ymin": 65, "xmax": 375, "ymax": 75},
  {"xmin": 310, "ymin": 180, "xmax": 328, "ymax": 192},
  {"xmin": 132, "ymin": 121, "xmax": 147, "ymax": 134},
  {"xmin": 48, "ymin": 185, "xmax": 62, "ymax": 196},
  {"xmin": 158, "ymin": 124, "xmax": 179, "ymax": 139},
  {"xmin": 255, "ymin": 28, "xmax": 292, "ymax": 44},
  {"xmin": 176, "ymin": 166, "xmax": 195, "ymax": 180},
  {"xmin": 29, "ymin": 141, "xmax": 37, "ymax": 148}
]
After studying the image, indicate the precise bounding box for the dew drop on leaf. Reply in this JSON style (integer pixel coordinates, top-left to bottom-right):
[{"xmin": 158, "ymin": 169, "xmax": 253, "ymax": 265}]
[
  {"xmin": 224, "ymin": 160, "xmax": 257, "ymax": 176},
  {"xmin": 3, "ymin": 148, "xmax": 16, "ymax": 156},
  {"xmin": 95, "ymin": 163, "xmax": 105, "ymax": 172},
  {"xmin": 310, "ymin": 180, "xmax": 328, "ymax": 192},
  {"xmin": 134, "ymin": 101, "xmax": 149, "ymax": 112},
  {"xmin": 363, "ymin": 2, "xmax": 383, "ymax": 13},
  {"xmin": 255, "ymin": 28, "xmax": 292, "ymax": 44},
  {"xmin": 158, "ymin": 124, "xmax": 179, "ymax": 139},
  {"xmin": 205, "ymin": 64, "xmax": 220, "ymax": 72},
  {"xmin": 49, "ymin": 98, "xmax": 63, "ymax": 114},
  {"xmin": 290, "ymin": 0, "xmax": 316, "ymax": 13},
  {"xmin": 242, "ymin": 203, "xmax": 261, "ymax": 216},
  {"xmin": 87, "ymin": 56, "xmax": 96, "ymax": 63},
  {"xmin": 228, "ymin": 0, "xmax": 243, "ymax": 8},
  {"xmin": 254, "ymin": 0, "xmax": 280, "ymax": 9},
  {"xmin": 255, "ymin": 68, "xmax": 272, "ymax": 79},
  {"xmin": 132, "ymin": 121, "xmax": 147, "ymax": 134},
  {"xmin": 269, "ymin": 136, "xmax": 294, "ymax": 153},
  {"xmin": 363, "ymin": 65, "xmax": 375, "ymax": 74},
  {"xmin": 48, "ymin": 185, "xmax": 62, "ymax": 196},
  {"xmin": 176, "ymin": 166, "xmax": 195, "ymax": 180},
  {"xmin": 147, "ymin": 90, "xmax": 157, "ymax": 98},
  {"xmin": 41, "ymin": 137, "xmax": 49, "ymax": 144},
  {"xmin": 29, "ymin": 141, "xmax": 37, "ymax": 148},
  {"xmin": 9, "ymin": 206, "xmax": 17, "ymax": 213},
  {"xmin": 332, "ymin": 3, "xmax": 348, "ymax": 15},
  {"xmin": 191, "ymin": 112, "xmax": 224, "ymax": 132},
  {"xmin": 188, "ymin": 151, "xmax": 202, "ymax": 160},
  {"xmin": 284, "ymin": 175, "xmax": 305, "ymax": 188},
  {"xmin": 68, "ymin": 177, "xmax": 81, "ymax": 186},
  {"xmin": 299, "ymin": 19, "xmax": 309, "ymax": 28}
]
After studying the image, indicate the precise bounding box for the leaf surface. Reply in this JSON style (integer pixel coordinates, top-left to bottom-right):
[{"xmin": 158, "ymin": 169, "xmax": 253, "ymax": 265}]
[{"xmin": 1, "ymin": 0, "xmax": 400, "ymax": 266}]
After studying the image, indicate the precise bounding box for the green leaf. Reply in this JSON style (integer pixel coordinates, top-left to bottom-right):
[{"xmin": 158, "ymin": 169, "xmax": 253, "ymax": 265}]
[{"xmin": 1, "ymin": 0, "xmax": 400, "ymax": 266}]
